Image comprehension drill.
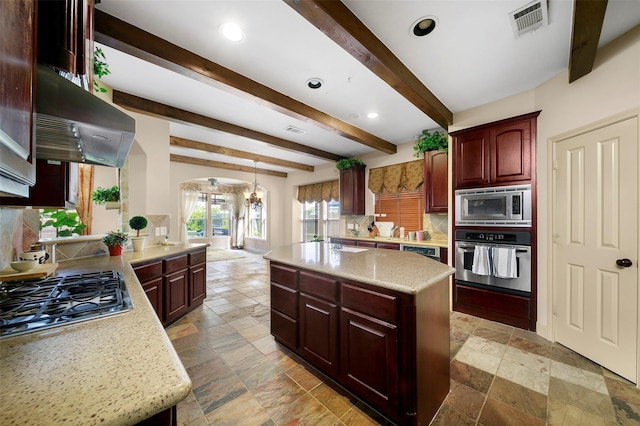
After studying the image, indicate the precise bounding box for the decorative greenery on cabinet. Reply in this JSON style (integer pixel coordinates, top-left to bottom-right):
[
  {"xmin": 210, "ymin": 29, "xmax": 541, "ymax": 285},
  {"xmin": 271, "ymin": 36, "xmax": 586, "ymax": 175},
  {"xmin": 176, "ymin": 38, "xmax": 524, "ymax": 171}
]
[
  {"xmin": 413, "ymin": 129, "xmax": 448, "ymax": 157},
  {"xmin": 335, "ymin": 158, "xmax": 366, "ymax": 170}
]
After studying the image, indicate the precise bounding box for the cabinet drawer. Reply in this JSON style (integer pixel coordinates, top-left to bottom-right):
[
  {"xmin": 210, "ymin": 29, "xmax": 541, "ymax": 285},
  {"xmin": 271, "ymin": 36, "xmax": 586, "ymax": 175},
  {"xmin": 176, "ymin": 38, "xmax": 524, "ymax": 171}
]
[
  {"xmin": 300, "ymin": 271, "xmax": 338, "ymax": 302},
  {"xmin": 270, "ymin": 263, "xmax": 298, "ymax": 289},
  {"xmin": 341, "ymin": 282, "xmax": 398, "ymax": 325},
  {"xmin": 133, "ymin": 261, "xmax": 162, "ymax": 282},
  {"xmin": 271, "ymin": 283, "xmax": 298, "ymax": 319},
  {"xmin": 189, "ymin": 250, "xmax": 206, "ymax": 265},
  {"xmin": 271, "ymin": 309, "xmax": 298, "ymax": 350},
  {"xmin": 164, "ymin": 255, "xmax": 188, "ymax": 274}
]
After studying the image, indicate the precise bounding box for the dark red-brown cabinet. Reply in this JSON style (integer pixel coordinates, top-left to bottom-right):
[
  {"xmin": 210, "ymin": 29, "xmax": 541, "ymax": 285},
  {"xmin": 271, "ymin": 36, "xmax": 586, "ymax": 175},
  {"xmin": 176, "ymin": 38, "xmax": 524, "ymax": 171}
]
[
  {"xmin": 133, "ymin": 247, "xmax": 207, "ymax": 327},
  {"xmin": 339, "ymin": 164, "xmax": 365, "ymax": 216},
  {"xmin": 299, "ymin": 271, "xmax": 339, "ymax": 378},
  {"xmin": 0, "ymin": 160, "xmax": 78, "ymax": 208},
  {"xmin": 0, "ymin": 0, "xmax": 37, "ymax": 197},
  {"xmin": 453, "ymin": 111, "xmax": 539, "ymax": 189},
  {"xmin": 424, "ymin": 151, "xmax": 448, "ymax": 213},
  {"xmin": 163, "ymin": 255, "xmax": 189, "ymax": 325},
  {"xmin": 268, "ymin": 262, "xmax": 450, "ymax": 425}
]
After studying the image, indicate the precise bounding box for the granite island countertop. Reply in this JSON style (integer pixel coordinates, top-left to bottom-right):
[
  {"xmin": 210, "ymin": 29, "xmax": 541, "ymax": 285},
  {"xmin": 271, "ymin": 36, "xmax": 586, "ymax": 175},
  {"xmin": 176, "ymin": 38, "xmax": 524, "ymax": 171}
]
[
  {"xmin": 0, "ymin": 243, "xmax": 207, "ymax": 426},
  {"xmin": 264, "ymin": 242, "xmax": 454, "ymax": 294}
]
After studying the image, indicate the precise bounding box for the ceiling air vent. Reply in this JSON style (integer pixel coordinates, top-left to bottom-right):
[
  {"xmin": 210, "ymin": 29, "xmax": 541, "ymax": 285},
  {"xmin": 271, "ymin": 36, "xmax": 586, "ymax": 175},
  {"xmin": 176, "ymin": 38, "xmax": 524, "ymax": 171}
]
[
  {"xmin": 284, "ymin": 125, "xmax": 305, "ymax": 135},
  {"xmin": 509, "ymin": 0, "xmax": 549, "ymax": 38}
]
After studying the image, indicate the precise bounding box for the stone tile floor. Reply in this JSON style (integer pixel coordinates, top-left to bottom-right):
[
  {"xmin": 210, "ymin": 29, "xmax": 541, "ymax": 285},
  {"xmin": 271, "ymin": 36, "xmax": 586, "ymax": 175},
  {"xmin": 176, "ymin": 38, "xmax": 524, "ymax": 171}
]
[{"xmin": 166, "ymin": 251, "xmax": 640, "ymax": 425}]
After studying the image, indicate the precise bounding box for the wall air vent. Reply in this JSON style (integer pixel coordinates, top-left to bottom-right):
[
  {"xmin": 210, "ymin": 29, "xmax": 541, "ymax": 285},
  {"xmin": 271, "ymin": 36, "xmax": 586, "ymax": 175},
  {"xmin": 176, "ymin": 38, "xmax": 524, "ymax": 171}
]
[
  {"xmin": 509, "ymin": 0, "xmax": 549, "ymax": 38},
  {"xmin": 284, "ymin": 125, "xmax": 305, "ymax": 135}
]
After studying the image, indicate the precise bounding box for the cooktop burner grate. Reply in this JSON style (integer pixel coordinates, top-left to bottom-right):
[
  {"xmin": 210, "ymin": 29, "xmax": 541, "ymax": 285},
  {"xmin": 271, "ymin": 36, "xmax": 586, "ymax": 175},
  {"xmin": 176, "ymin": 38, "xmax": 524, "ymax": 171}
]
[{"xmin": 0, "ymin": 270, "xmax": 132, "ymax": 338}]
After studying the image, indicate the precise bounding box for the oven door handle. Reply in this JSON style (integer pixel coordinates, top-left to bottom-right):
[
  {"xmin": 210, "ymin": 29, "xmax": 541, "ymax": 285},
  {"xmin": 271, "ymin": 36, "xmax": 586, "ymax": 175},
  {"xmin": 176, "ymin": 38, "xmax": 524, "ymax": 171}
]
[
  {"xmin": 456, "ymin": 244, "xmax": 529, "ymax": 253},
  {"xmin": 456, "ymin": 245, "xmax": 477, "ymax": 250}
]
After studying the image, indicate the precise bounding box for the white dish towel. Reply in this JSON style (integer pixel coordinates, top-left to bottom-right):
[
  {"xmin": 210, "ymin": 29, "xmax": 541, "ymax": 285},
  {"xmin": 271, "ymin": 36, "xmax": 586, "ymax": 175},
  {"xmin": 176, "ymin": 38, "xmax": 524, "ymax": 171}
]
[
  {"xmin": 492, "ymin": 247, "xmax": 518, "ymax": 279},
  {"xmin": 472, "ymin": 245, "xmax": 492, "ymax": 276}
]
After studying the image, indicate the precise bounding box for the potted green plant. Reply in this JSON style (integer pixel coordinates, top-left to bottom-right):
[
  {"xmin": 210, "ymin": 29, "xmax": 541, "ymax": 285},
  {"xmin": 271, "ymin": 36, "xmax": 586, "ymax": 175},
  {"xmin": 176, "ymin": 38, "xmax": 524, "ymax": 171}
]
[
  {"xmin": 336, "ymin": 158, "xmax": 366, "ymax": 170},
  {"xmin": 413, "ymin": 129, "xmax": 448, "ymax": 157},
  {"xmin": 103, "ymin": 230, "xmax": 128, "ymax": 256},
  {"xmin": 129, "ymin": 216, "xmax": 148, "ymax": 252},
  {"xmin": 92, "ymin": 186, "xmax": 120, "ymax": 209}
]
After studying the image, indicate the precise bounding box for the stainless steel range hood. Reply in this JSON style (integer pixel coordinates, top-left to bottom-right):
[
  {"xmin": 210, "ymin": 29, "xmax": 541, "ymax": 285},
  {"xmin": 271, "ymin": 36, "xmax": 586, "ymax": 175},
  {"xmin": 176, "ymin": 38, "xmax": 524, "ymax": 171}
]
[{"xmin": 35, "ymin": 65, "xmax": 135, "ymax": 168}]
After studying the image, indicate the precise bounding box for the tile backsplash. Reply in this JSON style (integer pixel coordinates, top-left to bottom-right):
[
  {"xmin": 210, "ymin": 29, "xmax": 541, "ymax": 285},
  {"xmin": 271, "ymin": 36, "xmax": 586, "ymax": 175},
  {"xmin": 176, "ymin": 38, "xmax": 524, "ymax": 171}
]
[
  {"xmin": 0, "ymin": 208, "xmax": 23, "ymax": 269},
  {"xmin": 423, "ymin": 214, "xmax": 448, "ymax": 239}
]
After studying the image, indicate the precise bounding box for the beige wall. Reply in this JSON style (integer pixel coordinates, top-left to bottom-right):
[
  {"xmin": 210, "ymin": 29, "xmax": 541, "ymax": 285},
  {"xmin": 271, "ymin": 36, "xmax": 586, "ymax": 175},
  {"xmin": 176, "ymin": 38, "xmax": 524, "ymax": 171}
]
[{"xmin": 449, "ymin": 25, "xmax": 640, "ymax": 338}]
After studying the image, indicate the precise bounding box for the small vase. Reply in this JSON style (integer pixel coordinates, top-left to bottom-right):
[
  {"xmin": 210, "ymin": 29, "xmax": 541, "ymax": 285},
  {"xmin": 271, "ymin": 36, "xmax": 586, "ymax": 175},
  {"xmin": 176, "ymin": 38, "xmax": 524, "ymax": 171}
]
[
  {"xmin": 131, "ymin": 236, "xmax": 146, "ymax": 252},
  {"xmin": 108, "ymin": 245, "xmax": 123, "ymax": 256}
]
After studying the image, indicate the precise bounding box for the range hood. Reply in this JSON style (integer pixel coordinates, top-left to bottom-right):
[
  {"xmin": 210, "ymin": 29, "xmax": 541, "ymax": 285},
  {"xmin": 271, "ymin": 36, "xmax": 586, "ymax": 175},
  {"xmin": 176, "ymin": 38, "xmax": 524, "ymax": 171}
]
[{"xmin": 35, "ymin": 65, "xmax": 135, "ymax": 168}]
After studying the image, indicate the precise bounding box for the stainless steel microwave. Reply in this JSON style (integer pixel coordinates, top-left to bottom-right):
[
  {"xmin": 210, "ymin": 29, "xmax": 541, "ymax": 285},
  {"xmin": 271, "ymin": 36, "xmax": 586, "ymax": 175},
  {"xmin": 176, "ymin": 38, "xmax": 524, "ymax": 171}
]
[{"xmin": 455, "ymin": 184, "xmax": 532, "ymax": 227}]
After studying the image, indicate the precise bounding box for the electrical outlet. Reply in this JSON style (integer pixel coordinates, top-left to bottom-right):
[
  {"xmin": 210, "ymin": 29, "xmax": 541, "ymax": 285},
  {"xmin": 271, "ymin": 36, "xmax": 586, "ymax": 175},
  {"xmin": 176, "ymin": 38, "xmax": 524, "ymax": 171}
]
[
  {"xmin": 347, "ymin": 223, "xmax": 354, "ymax": 230},
  {"xmin": 155, "ymin": 228, "xmax": 161, "ymax": 236}
]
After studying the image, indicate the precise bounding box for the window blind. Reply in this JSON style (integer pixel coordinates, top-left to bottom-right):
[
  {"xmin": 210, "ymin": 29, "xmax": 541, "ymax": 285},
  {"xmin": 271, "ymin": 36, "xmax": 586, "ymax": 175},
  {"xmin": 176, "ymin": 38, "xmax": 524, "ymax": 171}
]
[{"xmin": 375, "ymin": 190, "xmax": 424, "ymax": 232}]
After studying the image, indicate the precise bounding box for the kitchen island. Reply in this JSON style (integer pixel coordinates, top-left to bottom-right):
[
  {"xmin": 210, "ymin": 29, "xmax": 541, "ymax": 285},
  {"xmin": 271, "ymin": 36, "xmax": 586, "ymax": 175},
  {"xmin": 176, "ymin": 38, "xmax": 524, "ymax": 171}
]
[
  {"xmin": 264, "ymin": 242, "xmax": 455, "ymax": 425},
  {"xmin": 0, "ymin": 243, "xmax": 206, "ymax": 426}
]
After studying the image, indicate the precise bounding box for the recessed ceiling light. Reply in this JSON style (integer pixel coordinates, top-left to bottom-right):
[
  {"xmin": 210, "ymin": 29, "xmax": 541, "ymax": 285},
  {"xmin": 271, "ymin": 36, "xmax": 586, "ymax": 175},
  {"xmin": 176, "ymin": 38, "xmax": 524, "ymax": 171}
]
[
  {"xmin": 220, "ymin": 22, "xmax": 244, "ymax": 42},
  {"xmin": 410, "ymin": 16, "xmax": 438, "ymax": 37},
  {"xmin": 367, "ymin": 112, "xmax": 379, "ymax": 119},
  {"xmin": 306, "ymin": 78, "xmax": 323, "ymax": 89}
]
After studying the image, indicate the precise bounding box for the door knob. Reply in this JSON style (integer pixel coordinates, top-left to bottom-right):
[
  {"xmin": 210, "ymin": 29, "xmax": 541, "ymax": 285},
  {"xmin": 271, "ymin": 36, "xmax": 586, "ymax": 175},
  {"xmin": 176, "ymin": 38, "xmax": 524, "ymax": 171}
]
[{"xmin": 616, "ymin": 258, "xmax": 633, "ymax": 268}]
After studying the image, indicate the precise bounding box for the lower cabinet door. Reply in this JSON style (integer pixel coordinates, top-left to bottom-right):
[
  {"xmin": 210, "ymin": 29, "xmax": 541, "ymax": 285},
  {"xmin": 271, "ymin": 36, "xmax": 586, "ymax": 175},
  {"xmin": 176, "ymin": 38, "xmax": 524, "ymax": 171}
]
[
  {"xmin": 340, "ymin": 308, "xmax": 399, "ymax": 416},
  {"xmin": 164, "ymin": 269, "xmax": 189, "ymax": 325},
  {"xmin": 299, "ymin": 293, "xmax": 339, "ymax": 377},
  {"xmin": 142, "ymin": 277, "xmax": 163, "ymax": 323},
  {"xmin": 189, "ymin": 263, "xmax": 206, "ymax": 307}
]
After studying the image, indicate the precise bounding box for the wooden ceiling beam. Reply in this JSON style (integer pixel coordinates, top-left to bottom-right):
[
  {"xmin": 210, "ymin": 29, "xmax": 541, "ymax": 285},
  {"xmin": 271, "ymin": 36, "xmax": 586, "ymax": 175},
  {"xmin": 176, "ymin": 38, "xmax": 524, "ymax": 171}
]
[
  {"xmin": 170, "ymin": 154, "xmax": 288, "ymax": 178},
  {"xmin": 283, "ymin": 0, "xmax": 453, "ymax": 129},
  {"xmin": 568, "ymin": 0, "xmax": 608, "ymax": 83},
  {"xmin": 170, "ymin": 136, "xmax": 314, "ymax": 172},
  {"xmin": 113, "ymin": 91, "xmax": 344, "ymax": 162},
  {"xmin": 94, "ymin": 9, "xmax": 397, "ymax": 155}
]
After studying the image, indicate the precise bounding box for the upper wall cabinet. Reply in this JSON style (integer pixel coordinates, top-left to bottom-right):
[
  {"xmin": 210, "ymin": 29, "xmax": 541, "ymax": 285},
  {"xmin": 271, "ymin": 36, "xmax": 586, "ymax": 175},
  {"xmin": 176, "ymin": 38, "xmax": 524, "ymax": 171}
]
[
  {"xmin": 452, "ymin": 111, "xmax": 540, "ymax": 189},
  {"xmin": 340, "ymin": 164, "xmax": 365, "ymax": 216},
  {"xmin": 423, "ymin": 151, "xmax": 448, "ymax": 213},
  {"xmin": 38, "ymin": 0, "xmax": 94, "ymax": 78},
  {"xmin": 0, "ymin": 160, "xmax": 79, "ymax": 209},
  {"xmin": 0, "ymin": 0, "xmax": 37, "ymax": 197}
]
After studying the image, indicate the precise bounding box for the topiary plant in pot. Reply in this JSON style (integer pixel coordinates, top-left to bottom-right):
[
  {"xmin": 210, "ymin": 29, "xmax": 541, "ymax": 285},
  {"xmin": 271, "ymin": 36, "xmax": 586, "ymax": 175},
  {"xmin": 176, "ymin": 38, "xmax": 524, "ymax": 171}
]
[
  {"xmin": 413, "ymin": 129, "xmax": 448, "ymax": 157},
  {"xmin": 103, "ymin": 230, "xmax": 128, "ymax": 256},
  {"xmin": 129, "ymin": 216, "xmax": 148, "ymax": 252}
]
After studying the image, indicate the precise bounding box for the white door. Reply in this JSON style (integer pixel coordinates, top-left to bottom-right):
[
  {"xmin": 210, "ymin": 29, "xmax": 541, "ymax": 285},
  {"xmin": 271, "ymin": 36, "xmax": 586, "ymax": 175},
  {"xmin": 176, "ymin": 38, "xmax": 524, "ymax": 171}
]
[{"xmin": 553, "ymin": 116, "xmax": 638, "ymax": 382}]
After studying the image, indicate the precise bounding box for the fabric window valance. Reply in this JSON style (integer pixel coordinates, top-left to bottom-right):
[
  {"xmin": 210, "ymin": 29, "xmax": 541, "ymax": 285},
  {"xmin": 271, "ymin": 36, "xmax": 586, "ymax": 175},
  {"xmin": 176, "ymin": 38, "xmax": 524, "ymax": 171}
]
[
  {"xmin": 297, "ymin": 180, "xmax": 339, "ymax": 203},
  {"xmin": 368, "ymin": 159, "xmax": 424, "ymax": 194}
]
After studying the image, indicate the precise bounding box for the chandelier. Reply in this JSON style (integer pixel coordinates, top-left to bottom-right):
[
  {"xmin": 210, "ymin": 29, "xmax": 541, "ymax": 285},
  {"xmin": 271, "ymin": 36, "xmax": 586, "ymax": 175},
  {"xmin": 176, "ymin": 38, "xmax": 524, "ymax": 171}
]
[{"xmin": 244, "ymin": 161, "xmax": 264, "ymax": 209}]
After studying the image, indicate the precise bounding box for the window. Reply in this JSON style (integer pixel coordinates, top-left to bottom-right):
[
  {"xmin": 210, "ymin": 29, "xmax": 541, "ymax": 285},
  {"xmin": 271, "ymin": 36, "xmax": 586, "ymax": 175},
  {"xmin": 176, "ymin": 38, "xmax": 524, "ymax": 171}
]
[
  {"xmin": 248, "ymin": 204, "xmax": 265, "ymax": 238},
  {"xmin": 302, "ymin": 200, "xmax": 340, "ymax": 242},
  {"xmin": 210, "ymin": 194, "xmax": 230, "ymax": 236},
  {"xmin": 187, "ymin": 193, "xmax": 232, "ymax": 239},
  {"xmin": 374, "ymin": 190, "xmax": 425, "ymax": 232},
  {"xmin": 187, "ymin": 193, "xmax": 207, "ymax": 238}
]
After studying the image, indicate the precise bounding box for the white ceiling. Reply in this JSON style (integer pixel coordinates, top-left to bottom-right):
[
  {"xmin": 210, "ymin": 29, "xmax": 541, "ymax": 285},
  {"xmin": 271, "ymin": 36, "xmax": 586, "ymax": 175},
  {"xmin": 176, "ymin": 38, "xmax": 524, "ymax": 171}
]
[{"xmin": 95, "ymin": 0, "xmax": 640, "ymax": 178}]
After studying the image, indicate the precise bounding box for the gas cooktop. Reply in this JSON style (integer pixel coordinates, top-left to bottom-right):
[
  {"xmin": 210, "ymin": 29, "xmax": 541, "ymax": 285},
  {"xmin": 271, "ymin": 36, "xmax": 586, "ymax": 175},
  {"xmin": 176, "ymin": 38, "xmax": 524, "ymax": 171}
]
[{"xmin": 0, "ymin": 270, "xmax": 132, "ymax": 339}]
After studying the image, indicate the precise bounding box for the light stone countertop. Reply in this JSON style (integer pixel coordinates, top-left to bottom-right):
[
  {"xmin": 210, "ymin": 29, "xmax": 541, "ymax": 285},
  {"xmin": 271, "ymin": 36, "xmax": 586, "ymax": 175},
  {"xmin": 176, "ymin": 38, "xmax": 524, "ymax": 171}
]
[
  {"xmin": 0, "ymin": 243, "xmax": 207, "ymax": 426},
  {"xmin": 330, "ymin": 234, "xmax": 449, "ymax": 248},
  {"xmin": 264, "ymin": 242, "xmax": 454, "ymax": 294}
]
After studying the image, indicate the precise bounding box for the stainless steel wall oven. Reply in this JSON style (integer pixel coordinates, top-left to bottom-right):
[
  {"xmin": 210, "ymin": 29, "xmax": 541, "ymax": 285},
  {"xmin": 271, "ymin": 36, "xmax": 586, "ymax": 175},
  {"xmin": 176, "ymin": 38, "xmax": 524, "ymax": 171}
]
[{"xmin": 454, "ymin": 230, "xmax": 531, "ymax": 295}]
